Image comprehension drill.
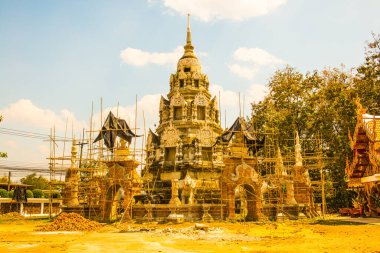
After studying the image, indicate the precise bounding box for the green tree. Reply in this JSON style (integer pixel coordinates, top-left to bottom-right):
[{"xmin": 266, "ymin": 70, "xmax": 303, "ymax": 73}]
[
  {"xmin": 355, "ymin": 33, "xmax": 380, "ymax": 112},
  {"xmin": 26, "ymin": 190, "xmax": 34, "ymax": 198},
  {"xmin": 32, "ymin": 189, "xmax": 44, "ymax": 198},
  {"xmin": 310, "ymin": 68, "xmax": 356, "ymax": 209},
  {"xmin": 252, "ymin": 66, "xmax": 357, "ymax": 211},
  {"xmin": 0, "ymin": 176, "xmax": 10, "ymax": 183},
  {"xmin": 8, "ymin": 190, "xmax": 14, "ymax": 198},
  {"xmin": 252, "ymin": 66, "xmax": 320, "ymax": 142},
  {"xmin": 20, "ymin": 173, "xmax": 49, "ymax": 190},
  {"xmin": 0, "ymin": 189, "xmax": 9, "ymax": 198}
]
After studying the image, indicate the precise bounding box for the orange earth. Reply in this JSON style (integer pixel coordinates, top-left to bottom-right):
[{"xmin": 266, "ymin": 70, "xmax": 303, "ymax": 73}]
[{"xmin": 0, "ymin": 216, "xmax": 379, "ymax": 253}]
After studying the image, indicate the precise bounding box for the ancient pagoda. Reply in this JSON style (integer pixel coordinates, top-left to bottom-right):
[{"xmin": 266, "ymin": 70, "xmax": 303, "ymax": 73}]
[{"xmin": 143, "ymin": 15, "xmax": 223, "ymax": 206}]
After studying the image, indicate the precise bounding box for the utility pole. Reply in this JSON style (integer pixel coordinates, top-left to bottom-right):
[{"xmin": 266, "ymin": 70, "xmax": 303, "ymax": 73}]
[
  {"xmin": 321, "ymin": 167, "xmax": 326, "ymax": 219},
  {"xmin": 7, "ymin": 171, "xmax": 11, "ymax": 191},
  {"xmin": 318, "ymin": 133, "xmax": 326, "ymax": 219}
]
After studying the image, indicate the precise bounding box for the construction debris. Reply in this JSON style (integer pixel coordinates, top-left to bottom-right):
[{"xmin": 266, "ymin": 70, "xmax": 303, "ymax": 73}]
[
  {"xmin": 194, "ymin": 223, "xmax": 209, "ymax": 231},
  {"xmin": 38, "ymin": 213, "xmax": 102, "ymax": 232}
]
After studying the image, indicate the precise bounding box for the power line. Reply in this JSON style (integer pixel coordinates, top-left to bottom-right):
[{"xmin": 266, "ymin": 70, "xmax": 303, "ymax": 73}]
[{"xmin": 0, "ymin": 127, "xmax": 69, "ymax": 140}]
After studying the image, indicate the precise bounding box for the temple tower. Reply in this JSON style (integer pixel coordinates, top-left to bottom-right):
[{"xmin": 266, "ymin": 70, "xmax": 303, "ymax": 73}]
[{"xmin": 145, "ymin": 15, "xmax": 223, "ymax": 204}]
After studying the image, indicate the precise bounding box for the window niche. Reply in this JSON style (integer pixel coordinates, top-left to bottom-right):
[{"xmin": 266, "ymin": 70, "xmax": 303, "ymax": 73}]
[
  {"xmin": 179, "ymin": 79, "xmax": 185, "ymax": 88},
  {"xmin": 165, "ymin": 147, "xmax": 176, "ymax": 162},
  {"xmin": 194, "ymin": 79, "xmax": 199, "ymax": 88},
  {"xmin": 174, "ymin": 106, "xmax": 182, "ymax": 120},
  {"xmin": 201, "ymin": 147, "xmax": 212, "ymax": 161},
  {"xmin": 184, "ymin": 67, "xmax": 191, "ymax": 73},
  {"xmin": 197, "ymin": 106, "xmax": 206, "ymax": 120}
]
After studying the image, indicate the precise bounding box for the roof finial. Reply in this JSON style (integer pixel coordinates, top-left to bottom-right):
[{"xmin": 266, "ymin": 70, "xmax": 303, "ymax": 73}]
[
  {"xmin": 186, "ymin": 13, "xmax": 192, "ymax": 45},
  {"xmin": 182, "ymin": 13, "xmax": 195, "ymax": 58}
]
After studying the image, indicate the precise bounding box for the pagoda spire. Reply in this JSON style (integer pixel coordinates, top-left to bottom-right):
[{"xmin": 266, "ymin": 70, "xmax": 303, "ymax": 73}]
[
  {"xmin": 183, "ymin": 14, "xmax": 195, "ymax": 56},
  {"xmin": 187, "ymin": 14, "xmax": 192, "ymax": 45}
]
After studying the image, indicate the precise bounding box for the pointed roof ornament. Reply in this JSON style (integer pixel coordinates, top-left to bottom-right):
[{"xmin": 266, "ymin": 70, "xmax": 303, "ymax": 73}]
[
  {"xmin": 177, "ymin": 13, "xmax": 201, "ymax": 71},
  {"xmin": 275, "ymin": 146, "xmax": 287, "ymax": 176},
  {"xmin": 187, "ymin": 13, "xmax": 191, "ymax": 44},
  {"xmin": 295, "ymin": 131, "xmax": 303, "ymax": 167},
  {"xmin": 183, "ymin": 13, "xmax": 195, "ymax": 57}
]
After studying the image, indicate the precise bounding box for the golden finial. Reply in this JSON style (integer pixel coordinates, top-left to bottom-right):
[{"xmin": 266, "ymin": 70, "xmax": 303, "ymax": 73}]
[
  {"xmin": 184, "ymin": 13, "xmax": 194, "ymax": 54},
  {"xmin": 187, "ymin": 13, "xmax": 191, "ymax": 31}
]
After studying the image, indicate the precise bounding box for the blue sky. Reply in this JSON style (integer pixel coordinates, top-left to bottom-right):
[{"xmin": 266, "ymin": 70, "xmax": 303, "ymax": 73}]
[{"xmin": 0, "ymin": 0, "xmax": 379, "ymax": 174}]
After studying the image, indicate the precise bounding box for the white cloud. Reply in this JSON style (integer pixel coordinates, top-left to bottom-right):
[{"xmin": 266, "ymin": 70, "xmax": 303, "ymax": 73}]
[
  {"xmin": 229, "ymin": 47, "xmax": 285, "ymax": 80},
  {"xmin": 228, "ymin": 64, "xmax": 259, "ymax": 80},
  {"xmin": 0, "ymin": 99, "xmax": 86, "ymax": 132},
  {"xmin": 247, "ymin": 83, "xmax": 268, "ymax": 103},
  {"xmin": 0, "ymin": 95, "xmax": 162, "ymax": 174},
  {"xmin": 120, "ymin": 46, "xmax": 183, "ymax": 67},
  {"xmin": 162, "ymin": 0, "xmax": 287, "ymax": 22},
  {"xmin": 209, "ymin": 83, "xmax": 265, "ymax": 126},
  {"xmin": 209, "ymin": 84, "xmax": 239, "ymax": 108},
  {"xmin": 233, "ymin": 47, "xmax": 285, "ymax": 66}
]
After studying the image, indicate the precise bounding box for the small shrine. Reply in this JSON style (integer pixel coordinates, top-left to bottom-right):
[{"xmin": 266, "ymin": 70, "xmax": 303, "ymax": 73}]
[{"xmin": 346, "ymin": 98, "xmax": 380, "ymax": 216}]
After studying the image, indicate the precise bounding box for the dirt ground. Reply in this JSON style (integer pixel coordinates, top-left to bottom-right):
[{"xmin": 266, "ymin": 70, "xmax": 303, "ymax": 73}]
[{"xmin": 0, "ymin": 216, "xmax": 379, "ymax": 253}]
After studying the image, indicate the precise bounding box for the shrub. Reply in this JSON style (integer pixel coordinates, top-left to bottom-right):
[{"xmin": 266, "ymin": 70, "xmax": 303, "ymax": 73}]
[
  {"xmin": 26, "ymin": 190, "xmax": 34, "ymax": 198},
  {"xmin": 8, "ymin": 190, "xmax": 14, "ymax": 198},
  {"xmin": 0, "ymin": 189, "xmax": 9, "ymax": 198},
  {"xmin": 32, "ymin": 189, "xmax": 44, "ymax": 198},
  {"xmin": 52, "ymin": 192, "xmax": 62, "ymax": 199}
]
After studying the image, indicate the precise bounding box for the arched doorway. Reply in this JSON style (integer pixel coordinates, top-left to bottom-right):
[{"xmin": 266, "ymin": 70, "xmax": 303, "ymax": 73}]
[
  {"xmin": 104, "ymin": 184, "xmax": 124, "ymax": 221},
  {"xmin": 234, "ymin": 184, "xmax": 257, "ymax": 221}
]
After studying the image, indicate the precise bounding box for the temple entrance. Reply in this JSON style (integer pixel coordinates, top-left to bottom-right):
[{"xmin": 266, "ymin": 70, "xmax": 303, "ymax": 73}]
[
  {"xmin": 234, "ymin": 184, "xmax": 257, "ymax": 221},
  {"xmin": 104, "ymin": 184, "xmax": 124, "ymax": 221}
]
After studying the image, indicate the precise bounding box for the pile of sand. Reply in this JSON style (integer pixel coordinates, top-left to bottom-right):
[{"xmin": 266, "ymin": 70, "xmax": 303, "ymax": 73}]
[{"xmin": 39, "ymin": 213, "xmax": 102, "ymax": 232}]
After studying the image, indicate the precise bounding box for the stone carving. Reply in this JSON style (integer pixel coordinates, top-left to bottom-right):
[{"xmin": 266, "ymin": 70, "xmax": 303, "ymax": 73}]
[
  {"xmin": 285, "ymin": 180, "xmax": 297, "ymax": 205},
  {"xmin": 64, "ymin": 139, "xmax": 80, "ymax": 207},
  {"xmin": 194, "ymin": 92, "xmax": 208, "ymax": 106},
  {"xmin": 194, "ymin": 139, "xmax": 202, "ymax": 165},
  {"xmin": 178, "ymin": 71, "xmax": 186, "ymax": 80},
  {"xmin": 176, "ymin": 139, "xmax": 183, "ymax": 163},
  {"xmin": 160, "ymin": 96, "xmax": 169, "ymax": 112},
  {"xmin": 161, "ymin": 124, "xmax": 179, "ymax": 147},
  {"xmin": 170, "ymin": 91, "xmax": 185, "ymax": 107},
  {"xmin": 180, "ymin": 173, "xmax": 196, "ymax": 205},
  {"xmin": 231, "ymin": 163, "xmax": 259, "ymax": 182},
  {"xmin": 198, "ymin": 126, "xmax": 213, "ymax": 146},
  {"xmin": 169, "ymin": 179, "xmax": 181, "ymax": 205},
  {"xmin": 192, "ymin": 72, "xmax": 200, "ymax": 80},
  {"xmin": 275, "ymin": 147, "xmax": 287, "ymax": 176},
  {"xmin": 177, "ymin": 57, "xmax": 200, "ymax": 68}
]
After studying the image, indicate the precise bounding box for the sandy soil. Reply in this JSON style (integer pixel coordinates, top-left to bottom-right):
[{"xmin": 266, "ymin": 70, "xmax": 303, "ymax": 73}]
[{"xmin": 0, "ymin": 216, "xmax": 379, "ymax": 253}]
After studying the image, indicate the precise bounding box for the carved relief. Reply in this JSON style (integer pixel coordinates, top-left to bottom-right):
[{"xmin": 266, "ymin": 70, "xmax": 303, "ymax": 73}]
[
  {"xmin": 161, "ymin": 124, "xmax": 179, "ymax": 147},
  {"xmin": 194, "ymin": 92, "xmax": 208, "ymax": 106},
  {"xmin": 170, "ymin": 91, "xmax": 185, "ymax": 107},
  {"xmin": 198, "ymin": 126, "xmax": 213, "ymax": 146},
  {"xmin": 177, "ymin": 57, "xmax": 199, "ymax": 68},
  {"xmin": 178, "ymin": 71, "xmax": 186, "ymax": 80},
  {"xmin": 192, "ymin": 72, "xmax": 200, "ymax": 80},
  {"xmin": 160, "ymin": 96, "xmax": 169, "ymax": 112},
  {"xmin": 176, "ymin": 138, "xmax": 183, "ymax": 163},
  {"xmin": 231, "ymin": 163, "xmax": 259, "ymax": 182}
]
